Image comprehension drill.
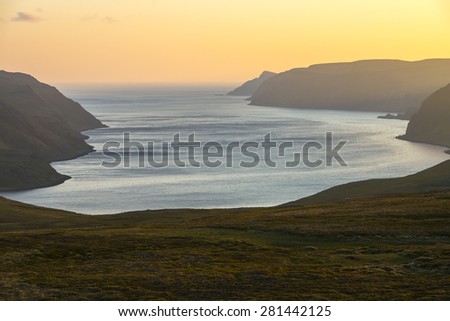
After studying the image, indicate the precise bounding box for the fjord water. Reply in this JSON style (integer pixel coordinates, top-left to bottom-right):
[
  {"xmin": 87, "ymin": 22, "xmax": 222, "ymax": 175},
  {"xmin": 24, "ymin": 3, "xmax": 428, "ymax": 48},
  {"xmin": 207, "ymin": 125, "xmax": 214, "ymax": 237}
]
[{"xmin": 3, "ymin": 86, "xmax": 448, "ymax": 214}]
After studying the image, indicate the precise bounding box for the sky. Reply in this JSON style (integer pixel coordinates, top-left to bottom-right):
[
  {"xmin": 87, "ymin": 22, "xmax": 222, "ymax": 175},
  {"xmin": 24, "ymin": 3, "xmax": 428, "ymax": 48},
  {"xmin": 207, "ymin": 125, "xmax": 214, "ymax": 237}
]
[{"xmin": 0, "ymin": 0, "xmax": 449, "ymax": 84}]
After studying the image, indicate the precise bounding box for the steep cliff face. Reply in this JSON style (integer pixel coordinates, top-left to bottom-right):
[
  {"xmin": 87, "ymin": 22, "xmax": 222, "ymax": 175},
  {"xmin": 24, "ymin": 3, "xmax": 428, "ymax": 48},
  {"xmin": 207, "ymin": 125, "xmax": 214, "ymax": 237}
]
[
  {"xmin": 0, "ymin": 71, "xmax": 105, "ymax": 160},
  {"xmin": 400, "ymin": 84, "xmax": 450, "ymax": 148},
  {"xmin": 0, "ymin": 71, "xmax": 106, "ymax": 191},
  {"xmin": 227, "ymin": 71, "xmax": 276, "ymax": 96},
  {"xmin": 250, "ymin": 59, "xmax": 450, "ymax": 113}
]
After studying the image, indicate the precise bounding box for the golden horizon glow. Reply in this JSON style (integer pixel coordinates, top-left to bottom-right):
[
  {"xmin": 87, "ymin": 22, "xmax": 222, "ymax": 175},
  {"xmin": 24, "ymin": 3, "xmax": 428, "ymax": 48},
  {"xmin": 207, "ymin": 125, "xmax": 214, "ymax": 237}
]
[{"xmin": 1, "ymin": 0, "xmax": 450, "ymax": 84}]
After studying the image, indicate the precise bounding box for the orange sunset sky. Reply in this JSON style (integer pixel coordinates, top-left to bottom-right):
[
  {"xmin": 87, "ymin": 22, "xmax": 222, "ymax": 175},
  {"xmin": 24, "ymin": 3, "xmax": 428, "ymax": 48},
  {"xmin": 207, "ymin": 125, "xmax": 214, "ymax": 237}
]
[{"xmin": 1, "ymin": 0, "xmax": 450, "ymax": 84}]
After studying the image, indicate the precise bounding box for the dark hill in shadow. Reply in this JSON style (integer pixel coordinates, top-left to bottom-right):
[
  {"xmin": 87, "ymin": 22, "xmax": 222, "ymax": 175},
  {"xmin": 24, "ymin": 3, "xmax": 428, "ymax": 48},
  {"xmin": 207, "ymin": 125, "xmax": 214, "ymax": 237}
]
[
  {"xmin": 399, "ymin": 83, "xmax": 450, "ymax": 148},
  {"xmin": 228, "ymin": 71, "xmax": 276, "ymax": 96},
  {"xmin": 250, "ymin": 59, "xmax": 450, "ymax": 113},
  {"xmin": 0, "ymin": 71, "xmax": 105, "ymax": 191}
]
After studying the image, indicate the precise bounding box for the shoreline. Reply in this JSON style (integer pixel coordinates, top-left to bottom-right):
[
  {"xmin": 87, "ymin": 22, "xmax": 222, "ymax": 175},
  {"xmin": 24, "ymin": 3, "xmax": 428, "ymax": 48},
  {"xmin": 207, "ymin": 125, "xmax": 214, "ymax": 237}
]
[
  {"xmin": 0, "ymin": 175, "xmax": 71, "ymax": 193},
  {"xmin": 2, "ymin": 157, "xmax": 449, "ymax": 216},
  {"xmin": 0, "ymin": 129, "xmax": 106, "ymax": 193},
  {"xmin": 396, "ymin": 134, "xmax": 450, "ymax": 152},
  {"xmin": 2, "ymin": 108, "xmax": 448, "ymax": 214}
]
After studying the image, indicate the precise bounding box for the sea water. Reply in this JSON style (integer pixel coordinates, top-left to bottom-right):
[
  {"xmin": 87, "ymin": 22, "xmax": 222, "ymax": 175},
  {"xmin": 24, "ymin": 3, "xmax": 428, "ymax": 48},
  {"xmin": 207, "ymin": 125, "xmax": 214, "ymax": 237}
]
[{"xmin": 2, "ymin": 85, "xmax": 448, "ymax": 214}]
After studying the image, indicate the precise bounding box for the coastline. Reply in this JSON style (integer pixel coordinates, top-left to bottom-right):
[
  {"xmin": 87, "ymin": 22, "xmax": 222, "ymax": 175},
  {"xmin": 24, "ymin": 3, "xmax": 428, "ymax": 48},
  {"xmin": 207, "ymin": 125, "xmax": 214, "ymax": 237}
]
[
  {"xmin": 396, "ymin": 134, "xmax": 450, "ymax": 150},
  {"xmin": 0, "ymin": 175, "xmax": 71, "ymax": 193},
  {"xmin": 1, "ymin": 81, "xmax": 449, "ymax": 303},
  {"xmin": 3, "ymin": 100, "xmax": 448, "ymax": 213},
  {"xmin": 0, "ymin": 130, "xmax": 104, "ymax": 193}
]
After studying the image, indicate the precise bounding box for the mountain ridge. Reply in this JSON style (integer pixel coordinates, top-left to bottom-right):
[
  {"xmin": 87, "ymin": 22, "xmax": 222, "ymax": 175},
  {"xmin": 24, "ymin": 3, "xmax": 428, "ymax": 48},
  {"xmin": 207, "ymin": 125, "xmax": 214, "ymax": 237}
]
[{"xmin": 250, "ymin": 59, "xmax": 450, "ymax": 113}]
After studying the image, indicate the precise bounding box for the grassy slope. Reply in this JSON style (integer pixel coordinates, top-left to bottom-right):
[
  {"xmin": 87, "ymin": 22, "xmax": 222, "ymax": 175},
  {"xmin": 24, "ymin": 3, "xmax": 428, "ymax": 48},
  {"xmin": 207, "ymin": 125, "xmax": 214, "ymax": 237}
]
[
  {"xmin": 283, "ymin": 160, "xmax": 450, "ymax": 207},
  {"xmin": 0, "ymin": 192, "xmax": 449, "ymax": 300}
]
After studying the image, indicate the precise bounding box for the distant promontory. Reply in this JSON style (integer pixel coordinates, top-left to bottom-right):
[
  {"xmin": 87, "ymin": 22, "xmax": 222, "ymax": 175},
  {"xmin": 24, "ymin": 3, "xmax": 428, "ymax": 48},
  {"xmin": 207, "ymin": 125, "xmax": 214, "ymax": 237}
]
[
  {"xmin": 249, "ymin": 59, "xmax": 450, "ymax": 113},
  {"xmin": 227, "ymin": 71, "xmax": 276, "ymax": 96},
  {"xmin": 0, "ymin": 71, "xmax": 106, "ymax": 191}
]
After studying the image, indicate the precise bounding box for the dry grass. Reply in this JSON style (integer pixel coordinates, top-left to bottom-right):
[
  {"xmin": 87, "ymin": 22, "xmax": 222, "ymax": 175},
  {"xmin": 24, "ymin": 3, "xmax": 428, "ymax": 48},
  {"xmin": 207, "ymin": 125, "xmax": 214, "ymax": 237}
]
[{"xmin": 0, "ymin": 192, "xmax": 449, "ymax": 300}]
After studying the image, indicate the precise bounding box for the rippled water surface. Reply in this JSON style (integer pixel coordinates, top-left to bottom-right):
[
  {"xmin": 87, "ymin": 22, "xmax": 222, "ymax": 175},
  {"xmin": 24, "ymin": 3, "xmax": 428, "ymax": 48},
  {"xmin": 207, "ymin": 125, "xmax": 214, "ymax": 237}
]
[{"xmin": 2, "ymin": 86, "xmax": 448, "ymax": 214}]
